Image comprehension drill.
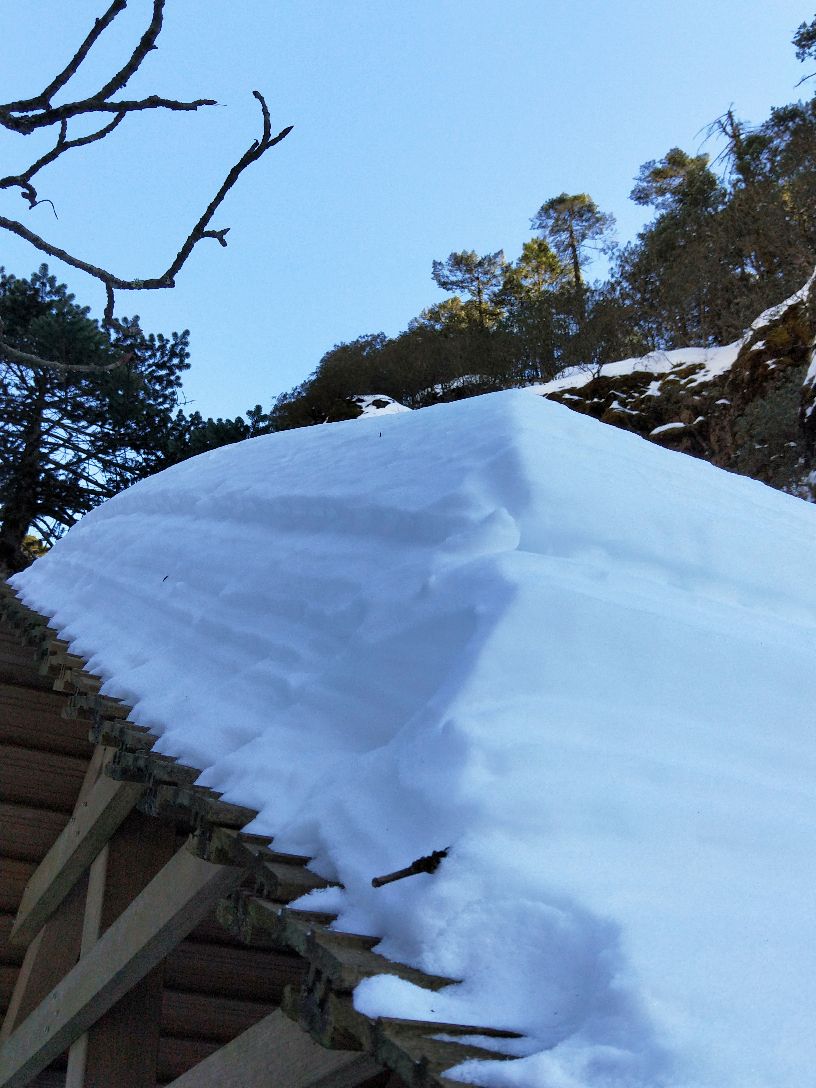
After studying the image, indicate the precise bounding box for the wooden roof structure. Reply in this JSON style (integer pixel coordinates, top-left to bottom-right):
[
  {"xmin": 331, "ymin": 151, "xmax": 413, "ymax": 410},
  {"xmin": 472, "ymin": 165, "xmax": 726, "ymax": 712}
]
[{"xmin": 0, "ymin": 581, "xmax": 517, "ymax": 1088}]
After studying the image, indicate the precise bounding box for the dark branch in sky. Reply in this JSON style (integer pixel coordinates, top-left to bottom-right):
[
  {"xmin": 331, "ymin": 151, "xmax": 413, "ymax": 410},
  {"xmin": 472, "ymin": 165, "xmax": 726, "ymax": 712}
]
[{"xmin": 0, "ymin": 1, "xmax": 292, "ymax": 370}]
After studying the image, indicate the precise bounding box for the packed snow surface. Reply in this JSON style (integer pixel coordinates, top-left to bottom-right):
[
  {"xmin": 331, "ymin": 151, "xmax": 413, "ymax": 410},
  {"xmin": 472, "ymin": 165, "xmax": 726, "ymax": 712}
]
[{"xmin": 13, "ymin": 391, "xmax": 816, "ymax": 1088}]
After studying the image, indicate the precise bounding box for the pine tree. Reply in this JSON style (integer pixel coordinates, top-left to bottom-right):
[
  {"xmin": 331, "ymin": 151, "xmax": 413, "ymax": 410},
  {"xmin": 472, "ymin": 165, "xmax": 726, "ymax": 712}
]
[
  {"xmin": 530, "ymin": 194, "xmax": 614, "ymax": 297},
  {"xmin": 431, "ymin": 251, "xmax": 506, "ymax": 330},
  {"xmin": 0, "ymin": 267, "xmax": 189, "ymax": 572}
]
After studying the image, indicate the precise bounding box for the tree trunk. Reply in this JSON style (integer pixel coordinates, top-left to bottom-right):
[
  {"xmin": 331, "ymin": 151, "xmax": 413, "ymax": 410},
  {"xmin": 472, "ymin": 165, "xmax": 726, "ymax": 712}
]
[{"xmin": 0, "ymin": 379, "xmax": 47, "ymax": 573}]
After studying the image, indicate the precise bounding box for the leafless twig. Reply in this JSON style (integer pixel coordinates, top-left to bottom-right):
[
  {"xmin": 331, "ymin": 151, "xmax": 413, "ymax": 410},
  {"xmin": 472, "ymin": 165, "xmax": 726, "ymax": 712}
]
[{"xmin": 0, "ymin": 1, "xmax": 292, "ymax": 370}]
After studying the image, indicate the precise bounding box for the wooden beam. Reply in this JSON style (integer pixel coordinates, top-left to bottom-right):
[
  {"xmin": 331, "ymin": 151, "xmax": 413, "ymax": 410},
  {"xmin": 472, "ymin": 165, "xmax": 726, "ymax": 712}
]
[
  {"xmin": 0, "ymin": 839, "xmax": 243, "ymax": 1088},
  {"xmin": 10, "ymin": 764, "xmax": 145, "ymax": 946},
  {"xmin": 0, "ymin": 932, "xmax": 43, "ymax": 1047},
  {"xmin": 63, "ymin": 845, "xmax": 108, "ymax": 1088},
  {"xmin": 0, "ymin": 749, "xmax": 104, "ymax": 1043},
  {"xmin": 68, "ymin": 813, "xmax": 177, "ymax": 1088},
  {"xmin": 0, "ymin": 873, "xmax": 88, "ymax": 1046},
  {"xmin": 163, "ymin": 1008, "xmax": 382, "ymax": 1088}
]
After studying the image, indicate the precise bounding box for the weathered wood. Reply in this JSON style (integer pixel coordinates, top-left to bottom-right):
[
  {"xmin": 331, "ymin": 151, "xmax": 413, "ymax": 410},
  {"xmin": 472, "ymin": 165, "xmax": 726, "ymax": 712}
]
[
  {"xmin": 0, "ymin": 805, "xmax": 66, "ymax": 864},
  {"xmin": 0, "ymin": 683, "xmax": 91, "ymax": 756},
  {"xmin": 2, "ymin": 741, "xmax": 87, "ymax": 799},
  {"xmin": 0, "ymin": 861, "xmax": 34, "ymax": 915},
  {"xmin": 160, "ymin": 989, "xmax": 275, "ymax": 1044},
  {"xmin": 141, "ymin": 782, "xmax": 257, "ymax": 830},
  {"xmin": 89, "ymin": 716, "xmax": 154, "ymax": 749},
  {"xmin": 165, "ymin": 939, "xmax": 305, "ymax": 1003},
  {"xmin": 1, "ymin": 748, "xmax": 104, "ymax": 1043},
  {"xmin": 0, "ymin": 629, "xmax": 53, "ymax": 691},
  {"xmin": 156, "ymin": 1037, "xmax": 221, "ymax": 1083},
  {"xmin": 0, "ymin": 930, "xmax": 42, "ymax": 1043},
  {"xmin": 63, "ymin": 847, "xmax": 107, "ymax": 1088},
  {"xmin": 193, "ymin": 828, "xmax": 332, "ymax": 901},
  {"xmin": 0, "ymin": 917, "xmax": 24, "ymax": 969},
  {"xmin": 0, "ymin": 840, "xmax": 244, "ymax": 1088},
  {"xmin": 26, "ymin": 1064, "xmax": 67, "ymax": 1088},
  {"xmin": 0, "ymin": 746, "xmax": 87, "ymax": 814},
  {"xmin": 10, "ymin": 770, "xmax": 146, "ymax": 946},
  {"xmin": 163, "ymin": 1008, "xmax": 382, "ymax": 1088},
  {"xmin": 0, "ymin": 967, "xmax": 16, "ymax": 1013},
  {"xmin": 68, "ymin": 813, "xmax": 177, "ymax": 1088},
  {"xmin": 0, "ymin": 873, "xmax": 88, "ymax": 1045}
]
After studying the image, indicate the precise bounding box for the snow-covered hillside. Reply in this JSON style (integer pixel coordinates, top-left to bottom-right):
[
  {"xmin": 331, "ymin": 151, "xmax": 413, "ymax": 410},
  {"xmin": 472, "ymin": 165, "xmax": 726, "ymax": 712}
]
[
  {"xmin": 540, "ymin": 270, "xmax": 816, "ymax": 500},
  {"xmin": 12, "ymin": 391, "xmax": 816, "ymax": 1088}
]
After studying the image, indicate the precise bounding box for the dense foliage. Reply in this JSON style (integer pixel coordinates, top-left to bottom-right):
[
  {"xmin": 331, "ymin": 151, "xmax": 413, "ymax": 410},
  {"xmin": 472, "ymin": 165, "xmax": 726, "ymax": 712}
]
[{"xmin": 0, "ymin": 267, "xmax": 263, "ymax": 571}]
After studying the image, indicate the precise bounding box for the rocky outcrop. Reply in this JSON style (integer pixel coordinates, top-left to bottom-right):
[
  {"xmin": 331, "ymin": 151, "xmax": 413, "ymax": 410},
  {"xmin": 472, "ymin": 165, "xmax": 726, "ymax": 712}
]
[{"xmin": 544, "ymin": 270, "xmax": 816, "ymax": 500}]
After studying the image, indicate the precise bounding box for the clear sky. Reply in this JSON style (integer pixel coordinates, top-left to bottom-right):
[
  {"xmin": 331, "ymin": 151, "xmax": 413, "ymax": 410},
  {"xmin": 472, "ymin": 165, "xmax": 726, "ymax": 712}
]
[{"xmin": 0, "ymin": 2, "xmax": 811, "ymax": 419}]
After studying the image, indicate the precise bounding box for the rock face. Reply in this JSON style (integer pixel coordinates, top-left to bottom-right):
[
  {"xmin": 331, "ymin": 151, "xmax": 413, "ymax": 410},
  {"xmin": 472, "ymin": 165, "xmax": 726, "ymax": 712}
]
[{"xmin": 544, "ymin": 271, "xmax": 816, "ymax": 500}]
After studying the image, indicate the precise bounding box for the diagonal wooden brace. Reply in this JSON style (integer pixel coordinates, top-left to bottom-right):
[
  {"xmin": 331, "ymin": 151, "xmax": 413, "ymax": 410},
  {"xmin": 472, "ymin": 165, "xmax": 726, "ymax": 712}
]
[{"xmin": 0, "ymin": 838, "xmax": 244, "ymax": 1088}]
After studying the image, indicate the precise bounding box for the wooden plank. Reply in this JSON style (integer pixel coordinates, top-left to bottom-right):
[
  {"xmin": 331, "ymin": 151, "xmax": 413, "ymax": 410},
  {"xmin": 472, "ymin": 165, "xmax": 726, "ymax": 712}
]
[
  {"xmin": 10, "ymin": 771, "xmax": 146, "ymax": 946},
  {"xmin": 0, "ymin": 917, "xmax": 24, "ymax": 969},
  {"xmin": 0, "ymin": 684, "xmax": 91, "ymax": 757},
  {"xmin": 70, "ymin": 814, "xmax": 177, "ymax": 1088},
  {"xmin": 0, "ymin": 746, "xmax": 87, "ymax": 814},
  {"xmin": 28, "ymin": 1067, "xmax": 67, "ymax": 1088},
  {"xmin": 0, "ymin": 805, "xmax": 67, "ymax": 865},
  {"xmin": 63, "ymin": 847, "xmax": 108, "ymax": 1088},
  {"xmin": 1, "ymin": 748, "xmax": 104, "ymax": 1044},
  {"xmin": 164, "ymin": 940, "xmax": 305, "ymax": 1003},
  {"xmin": 188, "ymin": 912, "xmax": 271, "ymax": 949},
  {"xmin": 0, "ymin": 930, "xmax": 41, "ymax": 1041},
  {"xmin": 0, "ymin": 967, "xmax": 16, "ymax": 1011},
  {"xmin": 0, "ymin": 872, "xmax": 88, "ymax": 1044},
  {"xmin": 0, "ymin": 840, "xmax": 244, "ymax": 1088},
  {"xmin": 0, "ymin": 860, "xmax": 34, "ymax": 916},
  {"xmin": 0, "ymin": 630, "xmax": 53, "ymax": 692},
  {"xmin": 163, "ymin": 1008, "xmax": 381, "ymax": 1088},
  {"xmin": 161, "ymin": 990, "xmax": 275, "ymax": 1045},
  {"xmin": 156, "ymin": 1037, "xmax": 221, "ymax": 1083}
]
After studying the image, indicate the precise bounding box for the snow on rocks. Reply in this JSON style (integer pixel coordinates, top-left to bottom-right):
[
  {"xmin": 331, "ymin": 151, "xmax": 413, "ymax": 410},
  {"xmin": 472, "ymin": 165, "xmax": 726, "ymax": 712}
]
[
  {"xmin": 12, "ymin": 390, "xmax": 816, "ymax": 1088},
  {"xmin": 350, "ymin": 394, "xmax": 411, "ymax": 416}
]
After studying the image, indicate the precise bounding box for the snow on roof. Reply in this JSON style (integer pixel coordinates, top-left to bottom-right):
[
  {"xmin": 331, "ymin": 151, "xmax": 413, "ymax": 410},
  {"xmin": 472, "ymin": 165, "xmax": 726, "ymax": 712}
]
[{"xmin": 12, "ymin": 390, "xmax": 816, "ymax": 1088}]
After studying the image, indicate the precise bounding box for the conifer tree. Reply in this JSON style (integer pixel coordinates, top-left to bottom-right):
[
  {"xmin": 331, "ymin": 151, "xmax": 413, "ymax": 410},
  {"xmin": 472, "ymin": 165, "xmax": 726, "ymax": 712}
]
[
  {"xmin": 530, "ymin": 194, "xmax": 614, "ymax": 296},
  {"xmin": 431, "ymin": 251, "xmax": 506, "ymax": 330},
  {"xmin": 0, "ymin": 266, "xmax": 189, "ymax": 571}
]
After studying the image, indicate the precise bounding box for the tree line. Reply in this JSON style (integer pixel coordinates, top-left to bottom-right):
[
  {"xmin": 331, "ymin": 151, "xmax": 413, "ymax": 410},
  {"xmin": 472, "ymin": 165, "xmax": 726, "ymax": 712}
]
[
  {"xmin": 1, "ymin": 15, "xmax": 814, "ymax": 570},
  {"xmin": 271, "ymin": 17, "xmax": 816, "ymax": 427}
]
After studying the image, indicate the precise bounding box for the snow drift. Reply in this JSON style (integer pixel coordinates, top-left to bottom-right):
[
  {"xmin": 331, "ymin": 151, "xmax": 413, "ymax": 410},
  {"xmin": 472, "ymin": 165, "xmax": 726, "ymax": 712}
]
[{"xmin": 12, "ymin": 390, "xmax": 816, "ymax": 1088}]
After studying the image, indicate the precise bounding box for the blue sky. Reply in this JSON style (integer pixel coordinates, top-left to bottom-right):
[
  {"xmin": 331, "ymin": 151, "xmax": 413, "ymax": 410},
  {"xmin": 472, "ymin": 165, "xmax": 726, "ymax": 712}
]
[{"xmin": 0, "ymin": 2, "xmax": 811, "ymax": 418}]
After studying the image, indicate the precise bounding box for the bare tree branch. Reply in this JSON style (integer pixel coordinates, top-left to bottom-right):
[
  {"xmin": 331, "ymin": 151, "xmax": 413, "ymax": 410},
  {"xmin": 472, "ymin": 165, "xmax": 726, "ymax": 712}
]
[
  {"xmin": 0, "ymin": 0, "xmax": 128, "ymax": 113},
  {"xmin": 0, "ymin": 113, "xmax": 127, "ymax": 210},
  {"xmin": 0, "ymin": 319, "xmax": 132, "ymax": 372},
  {"xmin": 0, "ymin": 94, "xmax": 217, "ymax": 134},
  {"xmin": 0, "ymin": 2, "xmax": 292, "ymax": 371}
]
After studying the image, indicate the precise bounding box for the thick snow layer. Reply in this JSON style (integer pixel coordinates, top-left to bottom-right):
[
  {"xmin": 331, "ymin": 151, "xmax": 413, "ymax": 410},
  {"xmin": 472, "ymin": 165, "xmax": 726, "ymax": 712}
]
[{"xmin": 12, "ymin": 391, "xmax": 816, "ymax": 1088}]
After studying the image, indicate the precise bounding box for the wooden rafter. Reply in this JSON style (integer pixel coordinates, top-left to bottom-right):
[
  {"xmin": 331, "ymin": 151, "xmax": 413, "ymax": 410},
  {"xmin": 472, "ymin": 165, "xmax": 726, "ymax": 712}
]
[
  {"xmin": 164, "ymin": 1008, "xmax": 382, "ymax": 1088},
  {"xmin": 10, "ymin": 758, "xmax": 145, "ymax": 947},
  {"xmin": 0, "ymin": 839, "xmax": 244, "ymax": 1088}
]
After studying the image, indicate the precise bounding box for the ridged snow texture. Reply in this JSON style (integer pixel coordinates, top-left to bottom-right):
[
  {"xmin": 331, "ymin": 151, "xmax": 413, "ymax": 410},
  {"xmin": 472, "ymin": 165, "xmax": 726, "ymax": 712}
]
[{"xmin": 14, "ymin": 390, "xmax": 816, "ymax": 1088}]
